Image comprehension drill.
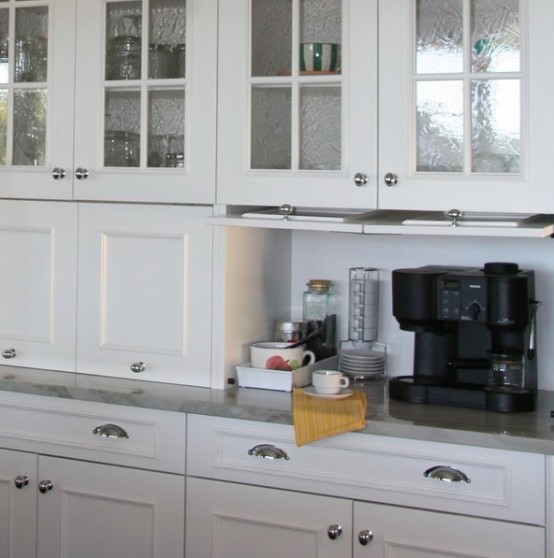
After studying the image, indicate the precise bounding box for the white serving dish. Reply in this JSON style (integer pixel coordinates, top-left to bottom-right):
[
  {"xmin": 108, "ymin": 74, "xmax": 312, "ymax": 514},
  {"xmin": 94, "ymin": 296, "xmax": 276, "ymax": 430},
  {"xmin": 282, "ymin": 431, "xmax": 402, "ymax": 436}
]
[{"xmin": 236, "ymin": 357, "xmax": 338, "ymax": 392}]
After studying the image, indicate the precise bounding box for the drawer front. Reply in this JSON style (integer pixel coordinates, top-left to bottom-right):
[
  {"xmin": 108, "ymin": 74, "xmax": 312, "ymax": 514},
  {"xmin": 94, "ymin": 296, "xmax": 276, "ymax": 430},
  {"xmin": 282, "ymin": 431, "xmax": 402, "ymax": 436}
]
[
  {"xmin": 0, "ymin": 392, "xmax": 186, "ymax": 473},
  {"xmin": 187, "ymin": 414, "xmax": 545, "ymax": 525}
]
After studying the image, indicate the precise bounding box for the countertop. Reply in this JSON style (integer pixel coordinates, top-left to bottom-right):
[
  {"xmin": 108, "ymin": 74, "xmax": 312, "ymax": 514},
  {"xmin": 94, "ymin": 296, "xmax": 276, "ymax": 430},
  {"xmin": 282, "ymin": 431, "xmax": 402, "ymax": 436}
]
[{"xmin": 1, "ymin": 365, "xmax": 554, "ymax": 455}]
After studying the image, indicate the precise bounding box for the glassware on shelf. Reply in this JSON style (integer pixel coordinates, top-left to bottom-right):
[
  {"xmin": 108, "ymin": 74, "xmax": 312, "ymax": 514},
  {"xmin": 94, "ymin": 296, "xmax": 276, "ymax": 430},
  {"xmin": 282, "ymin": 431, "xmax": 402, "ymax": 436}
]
[
  {"xmin": 348, "ymin": 267, "xmax": 379, "ymax": 343},
  {"xmin": 104, "ymin": 130, "xmax": 139, "ymax": 167},
  {"xmin": 107, "ymin": 35, "xmax": 141, "ymax": 80},
  {"xmin": 149, "ymin": 43, "xmax": 174, "ymax": 79}
]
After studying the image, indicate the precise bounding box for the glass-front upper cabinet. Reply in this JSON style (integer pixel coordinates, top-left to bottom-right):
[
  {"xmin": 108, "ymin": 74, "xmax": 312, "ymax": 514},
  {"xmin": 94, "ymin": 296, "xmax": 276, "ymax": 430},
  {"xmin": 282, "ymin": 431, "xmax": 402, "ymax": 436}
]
[
  {"xmin": 0, "ymin": 0, "xmax": 76, "ymax": 199},
  {"xmin": 217, "ymin": 0, "xmax": 378, "ymax": 209},
  {"xmin": 379, "ymin": 0, "xmax": 554, "ymax": 214},
  {"xmin": 74, "ymin": 0, "xmax": 217, "ymax": 203}
]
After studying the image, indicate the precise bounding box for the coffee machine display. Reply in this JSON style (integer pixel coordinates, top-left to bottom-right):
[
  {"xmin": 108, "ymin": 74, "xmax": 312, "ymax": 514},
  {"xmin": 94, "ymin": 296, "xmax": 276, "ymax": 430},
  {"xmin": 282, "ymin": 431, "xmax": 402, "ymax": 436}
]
[{"xmin": 390, "ymin": 262, "xmax": 540, "ymax": 412}]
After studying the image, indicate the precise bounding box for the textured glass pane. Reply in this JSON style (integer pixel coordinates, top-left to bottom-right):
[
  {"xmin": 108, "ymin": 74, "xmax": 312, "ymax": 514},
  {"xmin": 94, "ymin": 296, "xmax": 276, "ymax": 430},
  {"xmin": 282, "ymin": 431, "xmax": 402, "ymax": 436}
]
[
  {"xmin": 251, "ymin": 0, "xmax": 291, "ymax": 77},
  {"xmin": 0, "ymin": 10, "xmax": 7, "ymax": 84},
  {"xmin": 416, "ymin": 81, "xmax": 463, "ymax": 172},
  {"xmin": 148, "ymin": 0, "xmax": 186, "ymax": 79},
  {"xmin": 106, "ymin": 2, "xmax": 142, "ymax": 80},
  {"xmin": 15, "ymin": 6, "xmax": 48, "ymax": 82},
  {"xmin": 416, "ymin": 0, "xmax": 463, "ymax": 74},
  {"xmin": 0, "ymin": 89, "xmax": 6, "ymax": 164},
  {"xmin": 471, "ymin": 0, "xmax": 519, "ymax": 73},
  {"xmin": 300, "ymin": 86, "xmax": 340, "ymax": 170},
  {"xmin": 104, "ymin": 89, "xmax": 141, "ymax": 167},
  {"xmin": 472, "ymin": 79, "xmax": 520, "ymax": 173},
  {"xmin": 147, "ymin": 89, "xmax": 185, "ymax": 168},
  {"xmin": 13, "ymin": 89, "xmax": 46, "ymax": 165},
  {"xmin": 251, "ymin": 86, "xmax": 291, "ymax": 169}
]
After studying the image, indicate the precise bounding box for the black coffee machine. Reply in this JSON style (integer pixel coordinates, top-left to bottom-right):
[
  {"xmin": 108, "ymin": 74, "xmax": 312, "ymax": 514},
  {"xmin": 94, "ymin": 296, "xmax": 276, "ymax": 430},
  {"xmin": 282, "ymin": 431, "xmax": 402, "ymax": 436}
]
[{"xmin": 390, "ymin": 262, "xmax": 540, "ymax": 412}]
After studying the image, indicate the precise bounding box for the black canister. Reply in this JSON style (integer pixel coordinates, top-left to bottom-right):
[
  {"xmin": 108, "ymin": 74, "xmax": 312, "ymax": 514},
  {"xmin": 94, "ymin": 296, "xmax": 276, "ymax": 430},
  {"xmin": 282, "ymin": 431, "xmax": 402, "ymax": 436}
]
[{"xmin": 302, "ymin": 279, "xmax": 337, "ymax": 360}]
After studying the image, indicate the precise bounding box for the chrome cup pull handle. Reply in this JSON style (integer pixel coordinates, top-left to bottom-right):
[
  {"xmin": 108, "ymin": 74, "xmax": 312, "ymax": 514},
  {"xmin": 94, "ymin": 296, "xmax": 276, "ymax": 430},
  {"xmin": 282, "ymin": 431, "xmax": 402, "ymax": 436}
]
[
  {"xmin": 2, "ymin": 348, "xmax": 16, "ymax": 359},
  {"xmin": 247, "ymin": 444, "xmax": 289, "ymax": 460},
  {"xmin": 93, "ymin": 423, "xmax": 130, "ymax": 439},
  {"xmin": 424, "ymin": 465, "xmax": 471, "ymax": 483}
]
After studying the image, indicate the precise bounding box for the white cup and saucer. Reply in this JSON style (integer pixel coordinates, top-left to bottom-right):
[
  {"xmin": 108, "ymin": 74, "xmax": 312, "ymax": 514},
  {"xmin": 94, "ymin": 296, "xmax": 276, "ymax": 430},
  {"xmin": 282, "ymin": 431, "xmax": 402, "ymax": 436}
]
[{"xmin": 304, "ymin": 370, "xmax": 353, "ymax": 399}]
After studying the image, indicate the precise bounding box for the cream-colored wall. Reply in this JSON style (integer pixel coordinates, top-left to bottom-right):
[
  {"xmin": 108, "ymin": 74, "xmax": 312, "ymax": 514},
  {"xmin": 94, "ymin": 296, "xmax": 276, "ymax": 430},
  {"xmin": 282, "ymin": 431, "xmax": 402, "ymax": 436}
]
[{"xmin": 291, "ymin": 231, "xmax": 554, "ymax": 390}]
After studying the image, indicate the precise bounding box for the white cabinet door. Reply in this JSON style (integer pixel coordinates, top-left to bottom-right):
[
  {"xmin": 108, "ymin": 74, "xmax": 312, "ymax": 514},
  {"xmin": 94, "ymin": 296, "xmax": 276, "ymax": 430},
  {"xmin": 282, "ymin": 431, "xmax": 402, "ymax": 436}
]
[
  {"xmin": 0, "ymin": 201, "xmax": 77, "ymax": 371},
  {"xmin": 0, "ymin": 449, "xmax": 37, "ymax": 558},
  {"xmin": 216, "ymin": 0, "xmax": 377, "ymax": 209},
  {"xmin": 0, "ymin": 0, "xmax": 76, "ymax": 200},
  {"xmin": 73, "ymin": 0, "xmax": 217, "ymax": 203},
  {"xmin": 76, "ymin": 203, "xmax": 212, "ymax": 385},
  {"xmin": 37, "ymin": 456, "xmax": 184, "ymax": 558},
  {"xmin": 186, "ymin": 477, "xmax": 352, "ymax": 558},
  {"xmin": 353, "ymin": 501, "xmax": 545, "ymax": 558},
  {"xmin": 379, "ymin": 0, "xmax": 554, "ymax": 214}
]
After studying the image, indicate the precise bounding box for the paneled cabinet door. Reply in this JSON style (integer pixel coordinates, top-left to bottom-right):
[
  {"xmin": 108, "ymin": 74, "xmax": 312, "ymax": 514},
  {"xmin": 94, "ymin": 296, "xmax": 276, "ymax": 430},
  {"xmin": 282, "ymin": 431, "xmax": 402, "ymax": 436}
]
[
  {"xmin": 379, "ymin": 0, "xmax": 554, "ymax": 214},
  {"xmin": 0, "ymin": 0, "xmax": 76, "ymax": 200},
  {"xmin": 76, "ymin": 203, "xmax": 212, "ymax": 385},
  {"xmin": 0, "ymin": 449, "xmax": 37, "ymax": 558},
  {"xmin": 216, "ymin": 0, "xmax": 377, "ymax": 209},
  {"xmin": 0, "ymin": 200, "xmax": 77, "ymax": 371},
  {"xmin": 36, "ymin": 456, "xmax": 184, "ymax": 558},
  {"xmin": 186, "ymin": 477, "xmax": 352, "ymax": 558},
  {"xmin": 353, "ymin": 501, "xmax": 545, "ymax": 557},
  {"xmin": 73, "ymin": 0, "xmax": 217, "ymax": 203}
]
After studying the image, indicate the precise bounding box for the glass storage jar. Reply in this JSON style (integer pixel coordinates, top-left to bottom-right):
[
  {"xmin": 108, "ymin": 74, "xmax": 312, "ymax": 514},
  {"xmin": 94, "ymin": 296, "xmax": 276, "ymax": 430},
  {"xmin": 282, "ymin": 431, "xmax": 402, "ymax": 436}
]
[{"xmin": 303, "ymin": 279, "xmax": 337, "ymax": 360}]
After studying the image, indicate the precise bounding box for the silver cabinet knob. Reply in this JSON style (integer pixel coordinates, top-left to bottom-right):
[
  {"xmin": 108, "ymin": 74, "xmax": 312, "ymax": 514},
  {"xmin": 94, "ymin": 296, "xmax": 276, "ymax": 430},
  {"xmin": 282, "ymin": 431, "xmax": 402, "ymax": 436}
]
[
  {"xmin": 384, "ymin": 172, "xmax": 398, "ymax": 186},
  {"xmin": 52, "ymin": 167, "xmax": 66, "ymax": 179},
  {"xmin": 38, "ymin": 480, "xmax": 53, "ymax": 493},
  {"xmin": 2, "ymin": 348, "xmax": 16, "ymax": 359},
  {"xmin": 130, "ymin": 361, "xmax": 146, "ymax": 373},
  {"xmin": 248, "ymin": 444, "xmax": 290, "ymax": 460},
  {"xmin": 14, "ymin": 475, "xmax": 29, "ymax": 489},
  {"xmin": 424, "ymin": 465, "xmax": 471, "ymax": 483},
  {"xmin": 75, "ymin": 167, "xmax": 89, "ymax": 180},
  {"xmin": 93, "ymin": 423, "xmax": 130, "ymax": 439},
  {"xmin": 278, "ymin": 204, "xmax": 295, "ymax": 220},
  {"xmin": 358, "ymin": 530, "xmax": 374, "ymax": 545},
  {"xmin": 327, "ymin": 524, "xmax": 343, "ymax": 540},
  {"xmin": 354, "ymin": 172, "xmax": 368, "ymax": 186}
]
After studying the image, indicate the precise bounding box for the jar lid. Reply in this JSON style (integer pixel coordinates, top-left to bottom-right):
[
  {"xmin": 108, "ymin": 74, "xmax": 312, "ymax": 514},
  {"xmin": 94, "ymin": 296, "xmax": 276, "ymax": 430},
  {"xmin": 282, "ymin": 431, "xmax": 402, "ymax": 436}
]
[
  {"xmin": 274, "ymin": 320, "xmax": 303, "ymax": 331},
  {"xmin": 307, "ymin": 279, "xmax": 331, "ymax": 292}
]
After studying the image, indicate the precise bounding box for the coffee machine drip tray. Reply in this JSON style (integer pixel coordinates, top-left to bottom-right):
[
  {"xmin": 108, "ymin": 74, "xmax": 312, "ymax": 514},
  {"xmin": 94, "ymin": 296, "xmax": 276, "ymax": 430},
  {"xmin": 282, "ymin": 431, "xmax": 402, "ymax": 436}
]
[{"xmin": 389, "ymin": 376, "xmax": 535, "ymax": 413}]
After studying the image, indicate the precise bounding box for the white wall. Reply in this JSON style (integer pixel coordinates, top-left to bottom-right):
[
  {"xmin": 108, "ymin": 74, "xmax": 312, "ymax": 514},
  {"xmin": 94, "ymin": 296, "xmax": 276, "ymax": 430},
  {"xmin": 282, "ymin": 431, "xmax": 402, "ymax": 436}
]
[{"xmin": 291, "ymin": 231, "xmax": 554, "ymax": 390}]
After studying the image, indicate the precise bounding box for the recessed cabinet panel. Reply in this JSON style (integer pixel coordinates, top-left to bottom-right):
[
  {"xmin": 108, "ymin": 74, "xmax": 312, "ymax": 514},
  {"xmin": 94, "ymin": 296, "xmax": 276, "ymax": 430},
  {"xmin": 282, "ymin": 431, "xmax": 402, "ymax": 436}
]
[
  {"xmin": 76, "ymin": 203, "xmax": 212, "ymax": 385},
  {"xmin": 0, "ymin": 201, "xmax": 77, "ymax": 371}
]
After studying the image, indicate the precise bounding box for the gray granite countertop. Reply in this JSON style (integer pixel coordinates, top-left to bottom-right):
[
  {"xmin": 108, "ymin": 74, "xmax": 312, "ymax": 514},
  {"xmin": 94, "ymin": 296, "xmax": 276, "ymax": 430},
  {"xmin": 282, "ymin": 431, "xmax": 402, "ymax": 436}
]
[{"xmin": 1, "ymin": 366, "xmax": 554, "ymax": 455}]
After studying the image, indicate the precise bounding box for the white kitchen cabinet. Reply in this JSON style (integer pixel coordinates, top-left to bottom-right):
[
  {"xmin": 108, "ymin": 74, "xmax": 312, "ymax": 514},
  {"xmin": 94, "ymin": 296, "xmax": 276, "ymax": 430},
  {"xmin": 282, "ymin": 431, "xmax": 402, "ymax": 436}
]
[
  {"xmin": 186, "ymin": 477, "xmax": 352, "ymax": 558},
  {"xmin": 216, "ymin": 0, "xmax": 378, "ymax": 209},
  {"xmin": 0, "ymin": 200, "xmax": 78, "ymax": 371},
  {"xmin": 378, "ymin": 0, "xmax": 554, "ymax": 214},
  {"xmin": 0, "ymin": 0, "xmax": 217, "ymax": 204},
  {"xmin": 76, "ymin": 202, "xmax": 213, "ymax": 385}
]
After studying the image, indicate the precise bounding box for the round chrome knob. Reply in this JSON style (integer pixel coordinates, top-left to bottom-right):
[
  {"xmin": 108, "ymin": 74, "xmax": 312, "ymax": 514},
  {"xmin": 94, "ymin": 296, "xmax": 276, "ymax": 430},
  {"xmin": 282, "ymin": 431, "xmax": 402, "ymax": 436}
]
[
  {"xmin": 75, "ymin": 167, "xmax": 89, "ymax": 180},
  {"xmin": 52, "ymin": 167, "xmax": 66, "ymax": 180},
  {"xmin": 327, "ymin": 524, "xmax": 343, "ymax": 540},
  {"xmin": 14, "ymin": 475, "xmax": 29, "ymax": 489},
  {"xmin": 38, "ymin": 480, "xmax": 53, "ymax": 494},
  {"xmin": 278, "ymin": 204, "xmax": 295, "ymax": 220},
  {"xmin": 358, "ymin": 530, "xmax": 374, "ymax": 545},
  {"xmin": 354, "ymin": 172, "xmax": 368, "ymax": 186},
  {"xmin": 130, "ymin": 361, "xmax": 146, "ymax": 373},
  {"xmin": 93, "ymin": 423, "xmax": 130, "ymax": 439},
  {"xmin": 2, "ymin": 348, "xmax": 16, "ymax": 359},
  {"xmin": 384, "ymin": 172, "xmax": 398, "ymax": 186}
]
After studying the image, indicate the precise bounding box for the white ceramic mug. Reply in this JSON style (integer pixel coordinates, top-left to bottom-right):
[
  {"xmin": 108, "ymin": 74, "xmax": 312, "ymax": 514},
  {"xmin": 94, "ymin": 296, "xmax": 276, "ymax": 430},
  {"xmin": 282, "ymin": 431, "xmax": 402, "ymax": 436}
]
[
  {"xmin": 250, "ymin": 342, "xmax": 316, "ymax": 371},
  {"xmin": 312, "ymin": 370, "xmax": 350, "ymax": 395}
]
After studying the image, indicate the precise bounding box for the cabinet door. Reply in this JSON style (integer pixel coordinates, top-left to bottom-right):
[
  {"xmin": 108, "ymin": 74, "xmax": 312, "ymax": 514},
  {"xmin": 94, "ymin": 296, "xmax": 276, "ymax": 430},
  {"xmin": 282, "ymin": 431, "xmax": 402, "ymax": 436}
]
[
  {"xmin": 216, "ymin": 0, "xmax": 377, "ymax": 209},
  {"xmin": 0, "ymin": 200, "xmax": 77, "ymax": 371},
  {"xmin": 379, "ymin": 0, "xmax": 554, "ymax": 214},
  {"xmin": 0, "ymin": 0, "xmax": 75, "ymax": 199},
  {"xmin": 73, "ymin": 0, "xmax": 217, "ymax": 203},
  {"xmin": 76, "ymin": 203, "xmax": 212, "ymax": 385},
  {"xmin": 353, "ymin": 501, "xmax": 545, "ymax": 558},
  {"xmin": 37, "ymin": 456, "xmax": 184, "ymax": 558},
  {"xmin": 186, "ymin": 477, "xmax": 352, "ymax": 558},
  {"xmin": 0, "ymin": 449, "xmax": 37, "ymax": 558}
]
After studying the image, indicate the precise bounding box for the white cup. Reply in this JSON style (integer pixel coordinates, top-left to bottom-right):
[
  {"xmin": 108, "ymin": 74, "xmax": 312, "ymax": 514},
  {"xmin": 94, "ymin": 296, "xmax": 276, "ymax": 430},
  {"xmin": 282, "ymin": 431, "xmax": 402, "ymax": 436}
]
[
  {"xmin": 312, "ymin": 370, "xmax": 350, "ymax": 395},
  {"xmin": 250, "ymin": 342, "xmax": 316, "ymax": 371}
]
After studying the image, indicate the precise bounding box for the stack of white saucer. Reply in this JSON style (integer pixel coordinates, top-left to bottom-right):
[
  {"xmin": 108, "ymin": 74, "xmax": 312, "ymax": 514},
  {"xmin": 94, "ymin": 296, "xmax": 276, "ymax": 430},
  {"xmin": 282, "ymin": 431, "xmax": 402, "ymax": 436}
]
[{"xmin": 339, "ymin": 348, "xmax": 386, "ymax": 380}]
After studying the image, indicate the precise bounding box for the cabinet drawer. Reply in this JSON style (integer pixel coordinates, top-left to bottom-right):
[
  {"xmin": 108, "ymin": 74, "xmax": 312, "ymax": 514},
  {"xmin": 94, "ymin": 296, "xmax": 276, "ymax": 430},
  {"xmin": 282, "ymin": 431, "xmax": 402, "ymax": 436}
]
[
  {"xmin": 0, "ymin": 392, "xmax": 186, "ymax": 473},
  {"xmin": 187, "ymin": 414, "xmax": 545, "ymax": 525}
]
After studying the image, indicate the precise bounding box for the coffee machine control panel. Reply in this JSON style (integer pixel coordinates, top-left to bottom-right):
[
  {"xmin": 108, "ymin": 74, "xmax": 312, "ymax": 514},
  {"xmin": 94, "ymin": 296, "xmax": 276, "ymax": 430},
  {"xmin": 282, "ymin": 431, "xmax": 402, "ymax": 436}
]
[{"xmin": 438, "ymin": 274, "xmax": 487, "ymax": 323}]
